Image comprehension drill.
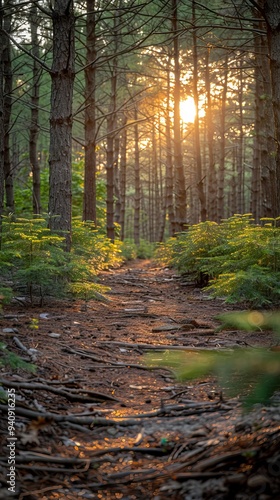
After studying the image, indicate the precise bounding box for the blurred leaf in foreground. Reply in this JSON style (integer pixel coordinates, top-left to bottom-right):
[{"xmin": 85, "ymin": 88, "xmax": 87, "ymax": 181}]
[{"xmin": 145, "ymin": 348, "xmax": 280, "ymax": 410}]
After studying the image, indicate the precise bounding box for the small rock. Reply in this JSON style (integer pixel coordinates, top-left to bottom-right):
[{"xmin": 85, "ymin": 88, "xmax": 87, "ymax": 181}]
[
  {"xmin": 2, "ymin": 328, "xmax": 18, "ymax": 334},
  {"xmin": 107, "ymin": 427, "xmax": 118, "ymax": 436},
  {"xmin": 48, "ymin": 333, "xmax": 61, "ymax": 338},
  {"xmin": 226, "ymin": 473, "xmax": 246, "ymax": 485},
  {"xmin": 247, "ymin": 474, "xmax": 268, "ymax": 489}
]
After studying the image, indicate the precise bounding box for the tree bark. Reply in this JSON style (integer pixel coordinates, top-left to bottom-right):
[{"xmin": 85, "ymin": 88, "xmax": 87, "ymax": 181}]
[
  {"xmin": 165, "ymin": 61, "xmax": 175, "ymax": 236},
  {"xmin": 0, "ymin": 0, "xmax": 4, "ymax": 229},
  {"xmin": 119, "ymin": 116, "xmax": 127, "ymax": 241},
  {"xmin": 217, "ymin": 53, "xmax": 228, "ymax": 221},
  {"xmin": 3, "ymin": 0, "xmax": 14, "ymax": 213},
  {"xmin": 83, "ymin": 0, "xmax": 97, "ymax": 224},
  {"xmin": 29, "ymin": 4, "xmax": 41, "ymax": 215},
  {"xmin": 48, "ymin": 0, "xmax": 75, "ymax": 251},
  {"xmin": 172, "ymin": 0, "xmax": 186, "ymax": 232},
  {"xmin": 134, "ymin": 108, "xmax": 140, "ymax": 245},
  {"xmin": 205, "ymin": 47, "xmax": 217, "ymax": 221},
  {"xmin": 263, "ymin": 0, "xmax": 280, "ymax": 216},
  {"xmin": 192, "ymin": 0, "xmax": 206, "ymax": 222}
]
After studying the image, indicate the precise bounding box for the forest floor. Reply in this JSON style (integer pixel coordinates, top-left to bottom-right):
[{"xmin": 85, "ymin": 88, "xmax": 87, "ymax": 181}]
[{"xmin": 0, "ymin": 259, "xmax": 280, "ymax": 500}]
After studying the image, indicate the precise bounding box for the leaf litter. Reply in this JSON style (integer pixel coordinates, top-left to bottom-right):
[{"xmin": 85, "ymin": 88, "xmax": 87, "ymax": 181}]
[{"xmin": 0, "ymin": 259, "xmax": 279, "ymax": 499}]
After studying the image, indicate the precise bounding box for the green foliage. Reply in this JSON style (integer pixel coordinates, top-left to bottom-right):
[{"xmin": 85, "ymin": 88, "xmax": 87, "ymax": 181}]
[
  {"xmin": 156, "ymin": 215, "xmax": 280, "ymax": 306},
  {"xmin": 0, "ymin": 342, "xmax": 36, "ymax": 373},
  {"xmin": 146, "ymin": 348, "xmax": 280, "ymax": 410},
  {"xmin": 0, "ymin": 286, "xmax": 14, "ymax": 305},
  {"xmin": 0, "ymin": 216, "xmax": 123, "ymax": 305},
  {"xmin": 0, "ymin": 215, "xmax": 68, "ymax": 303},
  {"xmin": 208, "ymin": 266, "xmax": 280, "ymax": 307},
  {"xmin": 71, "ymin": 218, "xmax": 124, "ymax": 271},
  {"xmin": 217, "ymin": 310, "xmax": 280, "ymax": 336},
  {"xmin": 122, "ymin": 239, "xmax": 156, "ymax": 260},
  {"xmin": 146, "ymin": 310, "xmax": 280, "ymax": 410},
  {"xmin": 121, "ymin": 240, "xmax": 138, "ymax": 261}
]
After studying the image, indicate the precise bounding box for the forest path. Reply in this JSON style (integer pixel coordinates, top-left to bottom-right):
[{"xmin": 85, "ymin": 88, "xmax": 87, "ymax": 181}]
[{"xmin": 0, "ymin": 259, "xmax": 279, "ymax": 499}]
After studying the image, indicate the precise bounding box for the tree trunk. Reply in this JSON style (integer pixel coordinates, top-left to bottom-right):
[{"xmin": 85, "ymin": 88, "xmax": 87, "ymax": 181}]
[
  {"xmin": 106, "ymin": 10, "xmax": 119, "ymax": 242},
  {"xmin": 119, "ymin": 116, "xmax": 127, "ymax": 241},
  {"xmin": 83, "ymin": 0, "xmax": 97, "ymax": 224},
  {"xmin": 134, "ymin": 108, "xmax": 140, "ymax": 245},
  {"xmin": 217, "ymin": 53, "xmax": 228, "ymax": 221},
  {"xmin": 3, "ymin": 0, "xmax": 14, "ymax": 213},
  {"xmin": 0, "ymin": 0, "xmax": 4, "ymax": 229},
  {"xmin": 29, "ymin": 4, "xmax": 41, "ymax": 215},
  {"xmin": 114, "ymin": 134, "xmax": 121, "ymax": 225},
  {"xmin": 165, "ymin": 61, "xmax": 175, "ymax": 236},
  {"xmin": 205, "ymin": 47, "xmax": 217, "ymax": 221},
  {"xmin": 236, "ymin": 61, "xmax": 244, "ymax": 214},
  {"xmin": 172, "ymin": 0, "xmax": 186, "ymax": 232},
  {"xmin": 48, "ymin": 0, "xmax": 75, "ymax": 252},
  {"xmin": 264, "ymin": 0, "xmax": 280, "ymax": 216},
  {"xmin": 192, "ymin": 0, "xmax": 206, "ymax": 222}
]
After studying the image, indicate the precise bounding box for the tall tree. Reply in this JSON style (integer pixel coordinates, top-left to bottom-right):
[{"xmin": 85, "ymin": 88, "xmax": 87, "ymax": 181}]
[
  {"xmin": 133, "ymin": 107, "xmax": 140, "ymax": 245},
  {"xmin": 0, "ymin": 0, "xmax": 4, "ymax": 226},
  {"xmin": 48, "ymin": 0, "xmax": 75, "ymax": 251},
  {"xmin": 262, "ymin": 0, "xmax": 280, "ymax": 215},
  {"xmin": 83, "ymin": 0, "xmax": 97, "ymax": 223},
  {"xmin": 29, "ymin": 4, "xmax": 41, "ymax": 215},
  {"xmin": 3, "ymin": 0, "xmax": 14, "ymax": 213},
  {"xmin": 192, "ymin": 0, "xmax": 206, "ymax": 222},
  {"xmin": 172, "ymin": 0, "xmax": 186, "ymax": 232}
]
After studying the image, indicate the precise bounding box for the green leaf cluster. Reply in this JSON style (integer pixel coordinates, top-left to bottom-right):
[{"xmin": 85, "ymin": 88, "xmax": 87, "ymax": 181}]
[
  {"xmin": 146, "ymin": 348, "xmax": 280, "ymax": 410},
  {"xmin": 156, "ymin": 215, "xmax": 280, "ymax": 307},
  {"xmin": 0, "ymin": 216, "xmax": 124, "ymax": 305},
  {"xmin": 146, "ymin": 310, "xmax": 280, "ymax": 410},
  {"xmin": 0, "ymin": 342, "xmax": 36, "ymax": 373}
]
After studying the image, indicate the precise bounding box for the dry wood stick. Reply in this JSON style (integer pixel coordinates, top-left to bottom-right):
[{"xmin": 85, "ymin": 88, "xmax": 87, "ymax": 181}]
[{"xmin": 0, "ymin": 378, "xmax": 119, "ymax": 403}]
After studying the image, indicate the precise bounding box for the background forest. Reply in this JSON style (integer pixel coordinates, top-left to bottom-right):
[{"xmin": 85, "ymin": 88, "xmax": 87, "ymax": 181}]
[{"xmin": 1, "ymin": 0, "xmax": 280, "ymax": 305}]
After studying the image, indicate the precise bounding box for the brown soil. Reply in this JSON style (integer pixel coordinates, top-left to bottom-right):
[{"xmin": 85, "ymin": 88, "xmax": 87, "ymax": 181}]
[{"xmin": 0, "ymin": 259, "xmax": 279, "ymax": 499}]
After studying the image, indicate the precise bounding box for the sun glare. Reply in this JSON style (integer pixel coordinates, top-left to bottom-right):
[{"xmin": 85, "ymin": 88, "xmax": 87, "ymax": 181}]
[{"xmin": 180, "ymin": 97, "xmax": 196, "ymax": 123}]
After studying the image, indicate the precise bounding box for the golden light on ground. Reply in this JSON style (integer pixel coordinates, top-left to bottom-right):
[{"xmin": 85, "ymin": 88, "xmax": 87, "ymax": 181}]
[{"xmin": 180, "ymin": 97, "xmax": 196, "ymax": 123}]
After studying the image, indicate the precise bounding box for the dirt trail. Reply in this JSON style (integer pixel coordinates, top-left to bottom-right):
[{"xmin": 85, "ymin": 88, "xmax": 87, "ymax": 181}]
[{"xmin": 0, "ymin": 259, "xmax": 279, "ymax": 499}]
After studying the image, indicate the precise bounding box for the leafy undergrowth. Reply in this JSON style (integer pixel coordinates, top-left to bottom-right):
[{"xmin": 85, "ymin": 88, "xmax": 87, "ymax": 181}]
[{"xmin": 156, "ymin": 214, "xmax": 280, "ymax": 307}]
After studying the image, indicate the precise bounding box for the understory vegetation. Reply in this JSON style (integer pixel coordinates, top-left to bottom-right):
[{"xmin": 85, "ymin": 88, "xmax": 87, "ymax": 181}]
[
  {"xmin": 156, "ymin": 214, "xmax": 280, "ymax": 308},
  {"xmin": 146, "ymin": 310, "xmax": 280, "ymax": 410},
  {"xmin": 0, "ymin": 215, "xmax": 123, "ymax": 306}
]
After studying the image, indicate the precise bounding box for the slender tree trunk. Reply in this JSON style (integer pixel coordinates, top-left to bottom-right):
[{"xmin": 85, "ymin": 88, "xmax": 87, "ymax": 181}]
[
  {"xmin": 48, "ymin": 0, "xmax": 75, "ymax": 252},
  {"xmin": 152, "ymin": 125, "xmax": 160, "ymax": 241},
  {"xmin": 205, "ymin": 47, "xmax": 216, "ymax": 221},
  {"xmin": 134, "ymin": 108, "xmax": 140, "ymax": 245},
  {"xmin": 217, "ymin": 53, "xmax": 228, "ymax": 221},
  {"xmin": 192, "ymin": 0, "xmax": 206, "ymax": 222},
  {"xmin": 172, "ymin": 0, "xmax": 186, "ymax": 232},
  {"xmin": 236, "ymin": 61, "xmax": 244, "ymax": 213},
  {"xmin": 3, "ymin": 0, "xmax": 14, "ymax": 213},
  {"xmin": 29, "ymin": 4, "xmax": 41, "ymax": 215},
  {"xmin": 114, "ymin": 134, "xmax": 121, "ymax": 224},
  {"xmin": 165, "ymin": 63, "xmax": 175, "ymax": 236},
  {"xmin": 83, "ymin": 0, "xmax": 97, "ymax": 223},
  {"xmin": 264, "ymin": 0, "xmax": 280, "ymax": 216},
  {"xmin": 106, "ymin": 10, "xmax": 119, "ymax": 242},
  {"xmin": 106, "ymin": 70, "xmax": 116, "ymax": 242},
  {"xmin": 119, "ymin": 116, "xmax": 127, "ymax": 241},
  {"xmin": 0, "ymin": 0, "xmax": 4, "ymax": 229}
]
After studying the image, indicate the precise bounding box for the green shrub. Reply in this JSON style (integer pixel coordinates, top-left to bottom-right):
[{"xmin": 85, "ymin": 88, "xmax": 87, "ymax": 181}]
[
  {"xmin": 157, "ymin": 215, "xmax": 280, "ymax": 307},
  {"xmin": 146, "ymin": 310, "xmax": 280, "ymax": 410}
]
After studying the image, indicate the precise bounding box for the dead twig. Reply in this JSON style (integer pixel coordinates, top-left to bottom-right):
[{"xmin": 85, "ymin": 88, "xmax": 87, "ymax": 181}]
[{"xmin": 0, "ymin": 378, "xmax": 119, "ymax": 403}]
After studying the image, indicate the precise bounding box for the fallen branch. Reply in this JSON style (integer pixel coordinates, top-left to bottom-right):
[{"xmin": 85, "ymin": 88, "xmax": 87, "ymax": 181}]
[
  {"xmin": 13, "ymin": 336, "xmax": 38, "ymax": 362},
  {"xmin": 95, "ymin": 340, "xmax": 232, "ymax": 352},
  {"xmin": 0, "ymin": 378, "xmax": 119, "ymax": 403}
]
